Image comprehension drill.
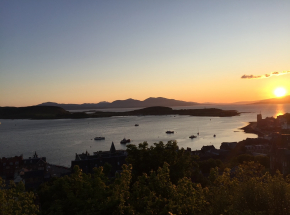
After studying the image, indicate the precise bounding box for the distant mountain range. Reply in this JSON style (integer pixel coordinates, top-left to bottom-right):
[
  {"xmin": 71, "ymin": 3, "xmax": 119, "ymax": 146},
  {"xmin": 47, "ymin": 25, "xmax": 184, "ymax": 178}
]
[
  {"xmin": 36, "ymin": 95, "xmax": 290, "ymax": 110},
  {"xmin": 38, "ymin": 97, "xmax": 199, "ymax": 110},
  {"xmin": 250, "ymin": 95, "xmax": 290, "ymax": 105}
]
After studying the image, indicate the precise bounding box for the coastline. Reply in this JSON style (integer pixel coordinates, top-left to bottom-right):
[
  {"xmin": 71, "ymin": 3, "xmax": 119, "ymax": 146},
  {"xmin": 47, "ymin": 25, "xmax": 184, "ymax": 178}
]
[
  {"xmin": 0, "ymin": 106, "xmax": 240, "ymax": 120},
  {"xmin": 240, "ymin": 122, "xmax": 264, "ymax": 136}
]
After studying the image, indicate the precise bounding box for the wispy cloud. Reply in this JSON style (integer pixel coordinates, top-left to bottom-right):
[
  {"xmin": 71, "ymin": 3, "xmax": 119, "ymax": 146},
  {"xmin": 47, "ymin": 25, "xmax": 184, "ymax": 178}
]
[{"xmin": 241, "ymin": 71, "xmax": 290, "ymax": 79}]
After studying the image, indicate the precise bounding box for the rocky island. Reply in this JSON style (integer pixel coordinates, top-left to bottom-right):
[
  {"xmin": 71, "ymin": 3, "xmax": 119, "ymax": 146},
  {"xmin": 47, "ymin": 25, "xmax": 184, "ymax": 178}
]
[{"xmin": 0, "ymin": 106, "xmax": 240, "ymax": 119}]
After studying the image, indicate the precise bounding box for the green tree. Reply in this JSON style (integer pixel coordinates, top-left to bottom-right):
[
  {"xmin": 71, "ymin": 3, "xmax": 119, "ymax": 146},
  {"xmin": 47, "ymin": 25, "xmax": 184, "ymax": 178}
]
[
  {"xmin": 129, "ymin": 162, "xmax": 207, "ymax": 215},
  {"xmin": 0, "ymin": 177, "xmax": 39, "ymax": 215},
  {"xmin": 126, "ymin": 141, "xmax": 199, "ymax": 184}
]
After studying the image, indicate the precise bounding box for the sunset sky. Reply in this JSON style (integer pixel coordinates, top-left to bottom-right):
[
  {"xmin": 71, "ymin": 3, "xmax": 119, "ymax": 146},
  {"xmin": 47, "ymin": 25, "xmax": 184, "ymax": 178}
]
[{"xmin": 1, "ymin": 1, "xmax": 290, "ymax": 107}]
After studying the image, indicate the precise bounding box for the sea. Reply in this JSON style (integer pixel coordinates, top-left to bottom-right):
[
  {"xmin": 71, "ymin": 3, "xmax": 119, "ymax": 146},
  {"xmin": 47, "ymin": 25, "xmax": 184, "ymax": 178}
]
[{"xmin": 0, "ymin": 104, "xmax": 289, "ymax": 167}]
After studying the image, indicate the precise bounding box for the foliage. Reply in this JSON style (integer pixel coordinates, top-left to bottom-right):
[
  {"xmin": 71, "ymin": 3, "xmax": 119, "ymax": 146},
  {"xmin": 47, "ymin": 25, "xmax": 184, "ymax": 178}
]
[
  {"xmin": 0, "ymin": 178, "xmax": 39, "ymax": 215},
  {"xmin": 37, "ymin": 141, "xmax": 290, "ymax": 215},
  {"xmin": 231, "ymin": 154, "xmax": 270, "ymax": 168},
  {"xmin": 126, "ymin": 141, "xmax": 199, "ymax": 183},
  {"xmin": 198, "ymin": 158, "xmax": 222, "ymax": 174},
  {"xmin": 129, "ymin": 162, "xmax": 207, "ymax": 214},
  {"xmin": 205, "ymin": 162, "xmax": 290, "ymax": 215}
]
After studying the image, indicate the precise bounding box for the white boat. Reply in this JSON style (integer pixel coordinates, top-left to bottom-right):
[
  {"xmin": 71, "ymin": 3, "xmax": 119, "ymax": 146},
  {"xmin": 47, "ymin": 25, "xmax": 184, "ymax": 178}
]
[{"xmin": 94, "ymin": 137, "xmax": 105, "ymax": 140}]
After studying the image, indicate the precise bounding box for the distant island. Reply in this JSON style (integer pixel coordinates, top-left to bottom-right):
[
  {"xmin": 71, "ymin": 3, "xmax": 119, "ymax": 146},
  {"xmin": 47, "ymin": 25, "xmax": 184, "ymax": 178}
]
[
  {"xmin": 37, "ymin": 97, "xmax": 200, "ymax": 110},
  {"xmin": 0, "ymin": 106, "xmax": 239, "ymax": 119}
]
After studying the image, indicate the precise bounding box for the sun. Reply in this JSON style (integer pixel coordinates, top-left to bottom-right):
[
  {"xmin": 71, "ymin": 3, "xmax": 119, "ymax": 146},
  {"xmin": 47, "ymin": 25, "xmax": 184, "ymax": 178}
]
[{"xmin": 274, "ymin": 87, "xmax": 286, "ymax": 97}]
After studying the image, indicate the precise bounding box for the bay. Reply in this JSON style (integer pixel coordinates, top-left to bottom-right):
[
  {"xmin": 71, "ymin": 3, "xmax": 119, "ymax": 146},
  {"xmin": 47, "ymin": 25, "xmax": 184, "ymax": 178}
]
[{"xmin": 0, "ymin": 104, "xmax": 289, "ymax": 167}]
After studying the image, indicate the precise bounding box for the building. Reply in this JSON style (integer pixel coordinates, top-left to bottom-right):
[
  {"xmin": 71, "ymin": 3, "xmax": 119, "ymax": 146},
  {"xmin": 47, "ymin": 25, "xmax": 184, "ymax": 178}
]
[
  {"xmin": 22, "ymin": 151, "xmax": 47, "ymax": 171},
  {"xmin": 281, "ymin": 121, "xmax": 290, "ymax": 130},
  {"xmin": 280, "ymin": 134, "xmax": 290, "ymax": 148},
  {"xmin": 256, "ymin": 114, "xmax": 279, "ymax": 129},
  {"xmin": 270, "ymin": 147, "xmax": 290, "ymax": 175},
  {"xmin": 220, "ymin": 142, "xmax": 237, "ymax": 150},
  {"xmin": 0, "ymin": 155, "xmax": 23, "ymax": 179},
  {"xmin": 244, "ymin": 144, "xmax": 269, "ymax": 154},
  {"xmin": 277, "ymin": 113, "xmax": 290, "ymax": 130},
  {"xmin": 71, "ymin": 142, "xmax": 127, "ymax": 176}
]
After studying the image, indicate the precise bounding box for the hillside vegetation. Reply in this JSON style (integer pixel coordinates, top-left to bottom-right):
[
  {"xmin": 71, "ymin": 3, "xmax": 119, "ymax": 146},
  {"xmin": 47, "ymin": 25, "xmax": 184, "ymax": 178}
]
[{"xmin": 2, "ymin": 141, "xmax": 289, "ymax": 215}]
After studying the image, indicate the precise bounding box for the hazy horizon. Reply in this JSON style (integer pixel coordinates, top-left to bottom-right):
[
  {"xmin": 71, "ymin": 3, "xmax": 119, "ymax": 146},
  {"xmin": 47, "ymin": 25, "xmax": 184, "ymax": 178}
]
[
  {"xmin": 2, "ymin": 94, "xmax": 290, "ymax": 108},
  {"xmin": 1, "ymin": 1, "xmax": 289, "ymax": 106}
]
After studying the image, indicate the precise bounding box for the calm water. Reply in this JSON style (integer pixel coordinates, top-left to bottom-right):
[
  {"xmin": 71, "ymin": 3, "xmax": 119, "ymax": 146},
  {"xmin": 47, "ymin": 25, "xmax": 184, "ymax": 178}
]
[{"xmin": 0, "ymin": 104, "xmax": 289, "ymax": 167}]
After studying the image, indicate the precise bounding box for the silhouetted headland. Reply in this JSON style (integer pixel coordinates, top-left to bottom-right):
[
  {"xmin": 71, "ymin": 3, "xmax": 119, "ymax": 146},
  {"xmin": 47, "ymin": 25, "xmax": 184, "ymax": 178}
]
[
  {"xmin": 0, "ymin": 106, "xmax": 70, "ymax": 119},
  {"xmin": 0, "ymin": 106, "xmax": 239, "ymax": 119}
]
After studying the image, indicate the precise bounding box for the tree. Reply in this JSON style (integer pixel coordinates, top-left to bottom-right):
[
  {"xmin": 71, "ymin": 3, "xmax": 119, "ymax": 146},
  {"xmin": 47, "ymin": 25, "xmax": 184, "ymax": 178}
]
[
  {"xmin": 126, "ymin": 141, "xmax": 199, "ymax": 184},
  {"xmin": 0, "ymin": 177, "xmax": 39, "ymax": 215}
]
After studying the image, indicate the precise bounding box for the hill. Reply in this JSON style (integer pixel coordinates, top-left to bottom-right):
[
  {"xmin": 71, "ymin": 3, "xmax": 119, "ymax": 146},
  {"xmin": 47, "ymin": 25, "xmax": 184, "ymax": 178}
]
[
  {"xmin": 0, "ymin": 106, "xmax": 70, "ymax": 119},
  {"xmin": 38, "ymin": 97, "xmax": 199, "ymax": 110},
  {"xmin": 250, "ymin": 95, "xmax": 290, "ymax": 104}
]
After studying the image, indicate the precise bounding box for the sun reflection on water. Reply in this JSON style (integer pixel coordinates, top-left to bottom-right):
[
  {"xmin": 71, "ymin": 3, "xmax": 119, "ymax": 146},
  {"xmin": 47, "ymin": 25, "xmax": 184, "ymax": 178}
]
[{"xmin": 275, "ymin": 104, "xmax": 285, "ymax": 117}]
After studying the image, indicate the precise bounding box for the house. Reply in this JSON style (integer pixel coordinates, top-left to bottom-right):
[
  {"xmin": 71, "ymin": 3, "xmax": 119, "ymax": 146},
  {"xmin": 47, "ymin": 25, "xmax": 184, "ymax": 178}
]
[
  {"xmin": 244, "ymin": 144, "xmax": 269, "ymax": 154},
  {"xmin": 0, "ymin": 155, "xmax": 23, "ymax": 179},
  {"xmin": 220, "ymin": 142, "xmax": 237, "ymax": 150},
  {"xmin": 71, "ymin": 142, "xmax": 127, "ymax": 176},
  {"xmin": 191, "ymin": 145, "xmax": 224, "ymax": 160},
  {"xmin": 270, "ymin": 147, "xmax": 290, "ymax": 175},
  {"xmin": 281, "ymin": 134, "xmax": 290, "ymax": 147}
]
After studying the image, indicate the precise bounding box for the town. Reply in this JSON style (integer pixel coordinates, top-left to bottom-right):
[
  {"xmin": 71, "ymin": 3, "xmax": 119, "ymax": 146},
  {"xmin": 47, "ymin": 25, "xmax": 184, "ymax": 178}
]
[{"xmin": 1, "ymin": 113, "xmax": 290, "ymax": 190}]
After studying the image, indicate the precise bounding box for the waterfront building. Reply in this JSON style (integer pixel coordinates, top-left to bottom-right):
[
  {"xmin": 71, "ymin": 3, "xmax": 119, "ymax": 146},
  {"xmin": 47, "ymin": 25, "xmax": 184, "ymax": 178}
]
[
  {"xmin": 71, "ymin": 142, "xmax": 127, "ymax": 176},
  {"xmin": 22, "ymin": 151, "xmax": 47, "ymax": 171},
  {"xmin": 0, "ymin": 155, "xmax": 23, "ymax": 179}
]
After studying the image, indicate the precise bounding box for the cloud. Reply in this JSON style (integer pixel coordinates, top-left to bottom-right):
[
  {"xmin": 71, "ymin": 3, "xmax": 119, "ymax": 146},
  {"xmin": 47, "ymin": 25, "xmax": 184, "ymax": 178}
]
[
  {"xmin": 241, "ymin": 75, "xmax": 262, "ymax": 79},
  {"xmin": 241, "ymin": 71, "xmax": 290, "ymax": 79}
]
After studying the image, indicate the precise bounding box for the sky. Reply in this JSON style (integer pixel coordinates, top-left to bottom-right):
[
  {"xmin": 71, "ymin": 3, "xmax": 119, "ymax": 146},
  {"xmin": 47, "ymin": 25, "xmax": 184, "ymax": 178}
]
[{"xmin": 1, "ymin": 0, "xmax": 290, "ymax": 107}]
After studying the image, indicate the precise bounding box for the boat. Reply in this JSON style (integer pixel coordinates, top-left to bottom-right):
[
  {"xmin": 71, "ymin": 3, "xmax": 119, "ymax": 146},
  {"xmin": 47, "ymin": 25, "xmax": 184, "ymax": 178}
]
[
  {"xmin": 94, "ymin": 137, "xmax": 105, "ymax": 140},
  {"xmin": 135, "ymin": 124, "xmax": 139, "ymax": 126},
  {"xmin": 120, "ymin": 138, "xmax": 131, "ymax": 144},
  {"xmin": 189, "ymin": 135, "xmax": 197, "ymax": 139},
  {"xmin": 166, "ymin": 131, "xmax": 174, "ymax": 134}
]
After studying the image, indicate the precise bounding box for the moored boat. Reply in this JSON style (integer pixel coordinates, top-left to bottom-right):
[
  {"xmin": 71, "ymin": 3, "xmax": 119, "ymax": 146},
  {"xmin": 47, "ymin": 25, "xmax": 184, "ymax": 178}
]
[
  {"xmin": 120, "ymin": 138, "xmax": 131, "ymax": 144},
  {"xmin": 166, "ymin": 131, "xmax": 174, "ymax": 134},
  {"xmin": 94, "ymin": 137, "xmax": 105, "ymax": 140}
]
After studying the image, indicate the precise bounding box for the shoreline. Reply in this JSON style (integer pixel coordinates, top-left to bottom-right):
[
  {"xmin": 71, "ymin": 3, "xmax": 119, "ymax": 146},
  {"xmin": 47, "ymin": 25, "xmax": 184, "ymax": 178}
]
[
  {"xmin": 0, "ymin": 106, "xmax": 240, "ymax": 120},
  {"xmin": 240, "ymin": 122, "xmax": 263, "ymax": 136}
]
